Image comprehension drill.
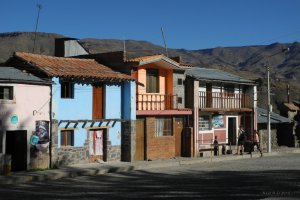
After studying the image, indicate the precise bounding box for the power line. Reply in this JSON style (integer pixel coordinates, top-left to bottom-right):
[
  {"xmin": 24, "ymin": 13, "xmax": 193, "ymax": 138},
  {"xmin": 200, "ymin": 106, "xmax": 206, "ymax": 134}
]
[{"xmin": 32, "ymin": 3, "xmax": 42, "ymax": 53}]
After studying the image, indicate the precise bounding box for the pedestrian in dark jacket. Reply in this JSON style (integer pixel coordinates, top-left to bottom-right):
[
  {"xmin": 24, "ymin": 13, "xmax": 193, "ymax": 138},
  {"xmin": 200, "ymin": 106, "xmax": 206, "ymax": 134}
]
[{"xmin": 235, "ymin": 125, "xmax": 246, "ymax": 155}]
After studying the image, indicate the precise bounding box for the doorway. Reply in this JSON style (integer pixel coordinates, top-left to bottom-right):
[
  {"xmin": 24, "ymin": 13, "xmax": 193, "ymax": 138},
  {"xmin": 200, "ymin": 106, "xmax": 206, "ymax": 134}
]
[
  {"xmin": 135, "ymin": 119, "xmax": 145, "ymax": 161},
  {"xmin": 89, "ymin": 129, "xmax": 107, "ymax": 162},
  {"xmin": 5, "ymin": 130, "xmax": 27, "ymax": 171},
  {"xmin": 227, "ymin": 117, "xmax": 237, "ymax": 145},
  {"xmin": 175, "ymin": 118, "xmax": 184, "ymax": 157}
]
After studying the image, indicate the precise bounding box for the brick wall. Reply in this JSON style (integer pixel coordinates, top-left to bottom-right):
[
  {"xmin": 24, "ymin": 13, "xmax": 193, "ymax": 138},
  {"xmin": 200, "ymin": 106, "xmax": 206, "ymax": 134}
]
[{"xmin": 146, "ymin": 117, "xmax": 175, "ymax": 160}]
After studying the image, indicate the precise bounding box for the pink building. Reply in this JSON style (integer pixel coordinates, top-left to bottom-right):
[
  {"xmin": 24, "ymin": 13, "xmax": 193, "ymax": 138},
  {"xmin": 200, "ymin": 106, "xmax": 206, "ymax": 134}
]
[{"xmin": 0, "ymin": 66, "xmax": 51, "ymax": 172}]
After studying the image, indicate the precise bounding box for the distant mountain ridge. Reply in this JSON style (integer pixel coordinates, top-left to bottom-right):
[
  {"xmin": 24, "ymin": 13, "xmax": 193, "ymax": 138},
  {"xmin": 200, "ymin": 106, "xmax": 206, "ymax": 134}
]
[{"xmin": 1, "ymin": 32, "xmax": 299, "ymax": 109}]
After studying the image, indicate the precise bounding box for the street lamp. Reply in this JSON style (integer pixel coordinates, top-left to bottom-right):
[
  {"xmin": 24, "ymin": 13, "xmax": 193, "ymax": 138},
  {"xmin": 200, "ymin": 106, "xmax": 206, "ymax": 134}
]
[{"xmin": 266, "ymin": 48, "xmax": 289, "ymax": 153}]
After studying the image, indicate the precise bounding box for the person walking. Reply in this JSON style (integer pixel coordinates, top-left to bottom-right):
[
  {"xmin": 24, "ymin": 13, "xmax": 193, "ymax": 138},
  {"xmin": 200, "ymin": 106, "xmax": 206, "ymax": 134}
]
[
  {"xmin": 249, "ymin": 130, "xmax": 263, "ymax": 157},
  {"xmin": 235, "ymin": 125, "xmax": 246, "ymax": 155}
]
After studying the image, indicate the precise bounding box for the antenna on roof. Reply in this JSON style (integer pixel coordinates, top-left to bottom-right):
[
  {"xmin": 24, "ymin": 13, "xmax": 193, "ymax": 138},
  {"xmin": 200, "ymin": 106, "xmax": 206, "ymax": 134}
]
[
  {"xmin": 161, "ymin": 27, "xmax": 168, "ymax": 57},
  {"xmin": 32, "ymin": 3, "xmax": 42, "ymax": 53}
]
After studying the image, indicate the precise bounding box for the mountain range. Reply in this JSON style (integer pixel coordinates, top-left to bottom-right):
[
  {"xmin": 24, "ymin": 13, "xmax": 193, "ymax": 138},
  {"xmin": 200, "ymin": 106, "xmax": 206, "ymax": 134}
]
[{"xmin": 1, "ymin": 32, "xmax": 299, "ymax": 111}]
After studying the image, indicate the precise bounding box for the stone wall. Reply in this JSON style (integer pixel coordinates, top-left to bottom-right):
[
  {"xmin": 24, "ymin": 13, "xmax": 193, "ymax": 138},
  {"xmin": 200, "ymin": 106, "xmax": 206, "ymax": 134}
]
[
  {"xmin": 121, "ymin": 120, "xmax": 136, "ymax": 162},
  {"xmin": 259, "ymin": 129, "xmax": 278, "ymax": 151},
  {"xmin": 52, "ymin": 145, "xmax": 89, "ymax": 167},
  {"xmin": 107, "ymin": 142, "xmax": 121, "ymax": 162}
]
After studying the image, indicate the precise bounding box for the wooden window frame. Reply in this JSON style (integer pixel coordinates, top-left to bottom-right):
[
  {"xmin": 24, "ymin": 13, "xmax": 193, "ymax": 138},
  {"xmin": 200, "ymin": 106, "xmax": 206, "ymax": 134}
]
[
  {"xmin": 61, "ymin": 82, "xmax": 74, "ymax": 99},
  {"xmin": 0, "ymin": 86, "xmax": 13, "ymax": 100},
  {"xmin": 146, "ymin": 69, "xmax": 159, "ymax": 93},
  {"xmin": 155, "ymin": 117, "xmax": 173, "ymax": 137},
  {"xmin": 60, "ymin": 130, "xmax": 74, "ymax": 146}
]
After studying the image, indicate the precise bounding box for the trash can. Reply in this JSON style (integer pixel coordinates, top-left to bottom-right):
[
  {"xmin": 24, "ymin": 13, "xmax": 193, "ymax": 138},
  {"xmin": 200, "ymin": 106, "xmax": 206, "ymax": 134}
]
[{"xmin": 3, "ymin": 154, "xmax": 11, "ymax": 176}]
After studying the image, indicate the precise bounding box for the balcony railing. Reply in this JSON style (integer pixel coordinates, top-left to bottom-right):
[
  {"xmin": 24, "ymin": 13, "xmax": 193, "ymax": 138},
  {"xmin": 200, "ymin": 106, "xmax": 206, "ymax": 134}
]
[
  {"xmin": 137, "ymin": 94, "xmax": 178, "ymax": 111},
  {"xmin": 199, "ymin": 91, "xmax": 251, "ymax": 109}
]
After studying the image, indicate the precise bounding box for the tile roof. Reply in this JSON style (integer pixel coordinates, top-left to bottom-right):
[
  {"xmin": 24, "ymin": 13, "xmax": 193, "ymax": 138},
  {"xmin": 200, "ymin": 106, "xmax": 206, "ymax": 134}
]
[
  {"xmin": 0, "ymin": 66, "xmax": 51, "ymax": 84},
  {"xmin": 186, "ymin": 67, "xmax": 256, "ymax": 85},
  {"xmin": 126, "ymin": 54, "xmax": 163, "ymax": 63},
  {"xmin": 284, "ymin": 103, "xmax": 299, "ymax": 111},
  {"xmin": 13, "ymin": 52, "xmax": 135, "ymax": 82},
  {"xmin": 125, "ymin": 54, "xmax": 183, "ymax": 70}
]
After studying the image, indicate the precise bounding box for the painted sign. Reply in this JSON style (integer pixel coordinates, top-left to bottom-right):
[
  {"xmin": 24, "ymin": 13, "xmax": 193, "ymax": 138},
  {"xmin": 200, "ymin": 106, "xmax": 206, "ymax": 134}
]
[
  {"xmin": 35, "ymin": 120, "xmax": 49, "ymax": 143},
  {"xmin": 10, "ymin": 115, "xmax": 18, "ymax": 125},
  {"xmin": 212, "ymin": 115, "xmax": 224, "ymax": 128},
  {"xmin": 30, "ymin": 135, "xmax": 39, "ymax": 145}
]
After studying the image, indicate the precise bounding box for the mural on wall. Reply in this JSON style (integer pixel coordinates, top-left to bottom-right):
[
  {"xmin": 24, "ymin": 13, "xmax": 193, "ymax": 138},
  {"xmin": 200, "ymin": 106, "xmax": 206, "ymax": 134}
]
[
  {"xmin": 30, "ymin": 121, "xmax": 50, "ymax": 157},
  {"xmin": 213, "ymin": 115, "xmax": 224, "ymax": 128}
]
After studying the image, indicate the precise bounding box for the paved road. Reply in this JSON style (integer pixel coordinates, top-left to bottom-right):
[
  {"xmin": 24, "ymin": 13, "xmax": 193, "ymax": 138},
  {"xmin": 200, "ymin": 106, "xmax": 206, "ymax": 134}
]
[{"xmin": 0, "ymin": 153, "xmax": 299, "ymax": 199}]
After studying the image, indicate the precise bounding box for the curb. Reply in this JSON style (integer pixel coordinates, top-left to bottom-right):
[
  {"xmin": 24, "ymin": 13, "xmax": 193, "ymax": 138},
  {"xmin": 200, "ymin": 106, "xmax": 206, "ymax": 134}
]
[{"xmin": 0, "ymin": 149, "xmax": 299, "ymax": 185}]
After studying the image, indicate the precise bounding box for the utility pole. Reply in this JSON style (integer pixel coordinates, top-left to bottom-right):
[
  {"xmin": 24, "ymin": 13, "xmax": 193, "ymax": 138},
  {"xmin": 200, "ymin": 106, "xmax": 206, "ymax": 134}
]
[{"xmin": 266, "ymin": 48, "xmax": 289, "ymax": 153}]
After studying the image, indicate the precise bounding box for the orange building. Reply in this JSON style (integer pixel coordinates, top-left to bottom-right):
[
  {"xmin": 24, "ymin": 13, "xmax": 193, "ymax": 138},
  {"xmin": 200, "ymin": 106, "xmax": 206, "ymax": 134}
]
[{"xmin": 78, "ymin": 52, "xmax": 193, "ymax": 160}]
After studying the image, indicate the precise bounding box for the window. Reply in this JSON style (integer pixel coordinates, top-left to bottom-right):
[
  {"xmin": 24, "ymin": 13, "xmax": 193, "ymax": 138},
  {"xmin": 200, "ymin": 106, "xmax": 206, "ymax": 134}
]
[
  {"xmin": 224, "ymin": 85, "xmax": 235, "ymax": 97},
  {"xmin": 60, "ymin": 130, "xmax": 74, "ymax": 146},
  {"xmin": 155, "ymin": 118, "xmax": 172, "ymax": 137},
  {"xmin": 178, "ymin": 97, "xmax": 183, "ymax": 104},
  {"xmin": 146, "ymin": 69, "xmax": 159, "ymax": 93},
  {"xmin": 0, "ymin": 86, "xmax": 13, "ymax": 100},
  {"xmin": 199, "ymin": 115, "xmax": 212, "ymax": 131},
  {"xmin": 61, "ymin": 82, "xmax": 74, "ymax": 99},
  {"xmin": 177, "ymin": 78, "xmax": 183, "ymax": 85}
]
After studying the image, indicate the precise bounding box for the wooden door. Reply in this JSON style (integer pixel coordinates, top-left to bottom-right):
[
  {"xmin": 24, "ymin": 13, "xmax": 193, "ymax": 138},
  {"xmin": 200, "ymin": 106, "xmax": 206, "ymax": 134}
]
[
  {"xmin": 135, "ymin": 119, "xmax": 145, "ymax": 161},
  {"xmin": 175, "ymin": 118, "xmax": 184, "ymax": 157},
  {"xmin": 93, "ymin": 85, "xmax": 104, "ymax": 119}
]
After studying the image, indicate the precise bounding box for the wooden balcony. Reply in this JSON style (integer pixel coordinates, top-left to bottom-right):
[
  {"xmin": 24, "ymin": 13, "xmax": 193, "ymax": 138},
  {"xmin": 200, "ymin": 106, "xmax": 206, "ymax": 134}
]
[
  {"xmin": 198, "ymin": 91, "xmax": 252, "ymax": 110},
  {"xmin": 137, "ymin": 94, "xmax": 178, "ymax": 111}
]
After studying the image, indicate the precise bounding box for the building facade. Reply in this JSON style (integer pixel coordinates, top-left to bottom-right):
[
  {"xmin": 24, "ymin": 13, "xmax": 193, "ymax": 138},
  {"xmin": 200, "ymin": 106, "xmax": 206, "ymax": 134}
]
[
  {"xmin": 185, "ymin": 67, "xmax": 258, "ymax": 155},
  {"xmin": 0, "ymin": 67, "xmax": 51, "ymax": 172},
  {"xmin": 6, "ymin": 52, "xmax": 135, "ymax": 167}
]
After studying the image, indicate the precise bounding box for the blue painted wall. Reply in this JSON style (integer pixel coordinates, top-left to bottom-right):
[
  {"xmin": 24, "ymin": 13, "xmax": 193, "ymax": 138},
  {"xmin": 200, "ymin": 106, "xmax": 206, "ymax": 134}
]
[
  {"xmin": 104, "ymin": 84, "xmax": 122, "ymax": 146},
  {"xmin": 122, "ymin": 81, "xmax": 136, "ymax": 120},
  {"xmin": 52, "ymin": 78, "xmax": 136, "ymax": 148},
  {"xmin": 52, "ymin": 78, "xmax": 92, "ymax": 147}
]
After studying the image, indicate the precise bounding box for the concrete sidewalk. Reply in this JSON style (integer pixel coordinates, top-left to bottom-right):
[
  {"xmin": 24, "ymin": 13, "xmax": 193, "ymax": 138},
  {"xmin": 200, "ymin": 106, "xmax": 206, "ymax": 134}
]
[{"xmin": 1, "ymin": 148, "xmax": 299, "ymax": 185}]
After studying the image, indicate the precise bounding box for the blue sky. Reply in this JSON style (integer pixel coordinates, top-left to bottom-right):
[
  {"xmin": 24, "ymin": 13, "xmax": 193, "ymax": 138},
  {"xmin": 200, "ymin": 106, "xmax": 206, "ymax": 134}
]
[{"xmin": 1, "ymin": 0, "xmax": 300, "ymax": 50}]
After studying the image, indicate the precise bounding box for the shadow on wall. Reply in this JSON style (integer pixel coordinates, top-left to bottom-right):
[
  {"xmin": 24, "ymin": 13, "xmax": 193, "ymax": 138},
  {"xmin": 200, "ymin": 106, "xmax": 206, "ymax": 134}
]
[{"xmin": 0, "ymin": 104, "xmax": 50, "ymax": 171}]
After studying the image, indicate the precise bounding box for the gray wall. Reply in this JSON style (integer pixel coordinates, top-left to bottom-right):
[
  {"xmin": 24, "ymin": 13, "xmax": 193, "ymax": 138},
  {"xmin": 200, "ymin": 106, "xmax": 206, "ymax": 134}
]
[{"xmin": 173, "ymin": 72, "xmax": 185, "ymax": 109}]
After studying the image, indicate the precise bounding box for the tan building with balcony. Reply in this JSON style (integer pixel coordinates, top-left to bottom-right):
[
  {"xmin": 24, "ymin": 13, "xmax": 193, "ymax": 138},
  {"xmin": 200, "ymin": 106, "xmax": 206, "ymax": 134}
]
[{"xmin": 185, "ymin": 67, "xmax": 258, "ymax": 155}]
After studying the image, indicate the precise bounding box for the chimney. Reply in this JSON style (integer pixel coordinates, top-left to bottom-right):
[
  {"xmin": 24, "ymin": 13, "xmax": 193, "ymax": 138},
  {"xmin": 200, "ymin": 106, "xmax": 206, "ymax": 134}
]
[{"xmin": 55, "ymin": 38, "xmax": 89, "ymax": 57}]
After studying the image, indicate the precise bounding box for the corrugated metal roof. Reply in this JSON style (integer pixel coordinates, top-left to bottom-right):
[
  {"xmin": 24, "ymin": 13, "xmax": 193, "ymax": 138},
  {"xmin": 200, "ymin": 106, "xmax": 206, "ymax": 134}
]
[
  {"xmin": 186, "ymin": 67, "xmax": 256, "ymax": 85},
  {"xmin": 13, "ymin": 52, "xmax": 135, "ymax": 82},
  {"xmin": 257, "ymin": 107, "xmax": 291, "ymax": 124},
  {"xmin": 0, "ymin": 66, "xmax": 50, "ymax": 84}
]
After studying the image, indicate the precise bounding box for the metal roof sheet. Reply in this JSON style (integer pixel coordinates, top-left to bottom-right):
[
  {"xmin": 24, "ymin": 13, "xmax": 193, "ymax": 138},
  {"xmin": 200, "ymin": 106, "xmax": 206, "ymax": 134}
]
[
  {"xmin": 257, "ymin": 107, "xmax": 291, "ymax": 124},
  {"xmin": 0, "ymin": 66, "xmax": 50, "ymax": 84},
  {"xmin": 186, "ymin": 67, "xmax": 256, "ymax": 85}
]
